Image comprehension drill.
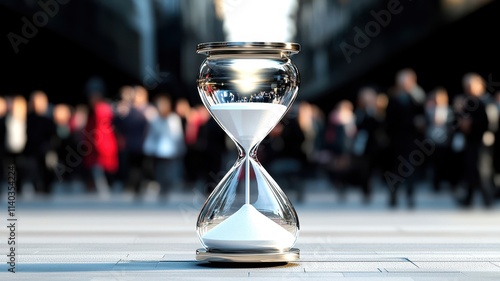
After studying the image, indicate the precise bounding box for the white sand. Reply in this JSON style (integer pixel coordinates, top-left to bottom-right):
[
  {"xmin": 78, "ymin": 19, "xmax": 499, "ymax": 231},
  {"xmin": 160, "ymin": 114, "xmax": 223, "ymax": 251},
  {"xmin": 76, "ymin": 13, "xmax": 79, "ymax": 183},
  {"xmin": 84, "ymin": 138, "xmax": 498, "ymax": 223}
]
[
  {"xmin": 210, "ymin": 103, "xmax": 286, "ymax": 150},
  {"xmin": 202, "ymin": 204, "xmax": 295, "ymax": 250}
]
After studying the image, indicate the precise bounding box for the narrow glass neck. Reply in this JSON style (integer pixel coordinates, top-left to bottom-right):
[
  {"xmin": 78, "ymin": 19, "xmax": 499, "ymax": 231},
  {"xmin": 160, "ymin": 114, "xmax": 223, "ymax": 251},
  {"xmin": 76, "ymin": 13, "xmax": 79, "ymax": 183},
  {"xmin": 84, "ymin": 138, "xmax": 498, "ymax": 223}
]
[{"xmin": 235, "ymin": 141, "xmax": 260, "ymax": 160}]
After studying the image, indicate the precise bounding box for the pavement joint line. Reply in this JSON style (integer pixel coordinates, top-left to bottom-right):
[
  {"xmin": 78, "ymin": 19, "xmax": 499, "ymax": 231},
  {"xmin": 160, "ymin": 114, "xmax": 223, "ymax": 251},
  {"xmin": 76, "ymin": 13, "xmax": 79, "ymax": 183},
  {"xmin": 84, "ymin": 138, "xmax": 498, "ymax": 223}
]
[
  {"xmin": 490, "ymin": 261, "xmax": 500, "ymax": 268},
  {"xmin": 404, "ymin": 258, "xmax": 420, "ymax": 268}
]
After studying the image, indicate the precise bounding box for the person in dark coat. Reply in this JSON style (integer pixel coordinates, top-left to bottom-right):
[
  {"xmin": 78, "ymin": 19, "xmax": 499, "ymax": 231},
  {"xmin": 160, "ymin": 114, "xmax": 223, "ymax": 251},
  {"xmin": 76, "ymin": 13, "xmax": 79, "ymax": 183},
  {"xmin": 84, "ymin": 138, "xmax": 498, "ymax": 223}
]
[
  {"xmin": 424, "ymin": 87, "xmax": 455, "ymax": 192},
  {"xmin": 384, "ymin": 68, "xmax": 426, "ymax": 208},
  {"xmin": 454, "ymin": 73, "xmax": 492, "ymax": 208},
  {"xmin": 353, "ymin": 86, "xmax": 383, "ymax": 203},
  {"xmin": 22, "ymin": 91, "xmax": 57, "ymax": 195},
  {"xmin": 321, "ymin": 100, "xmax": 357, "ymax": 201},
  {"xmin": 113, "ymin": 85, "xmax": 149, "ymax": 195},
  {"xmin": 493, "ymin": 91, "xmax": 500, "ymax": 199}
]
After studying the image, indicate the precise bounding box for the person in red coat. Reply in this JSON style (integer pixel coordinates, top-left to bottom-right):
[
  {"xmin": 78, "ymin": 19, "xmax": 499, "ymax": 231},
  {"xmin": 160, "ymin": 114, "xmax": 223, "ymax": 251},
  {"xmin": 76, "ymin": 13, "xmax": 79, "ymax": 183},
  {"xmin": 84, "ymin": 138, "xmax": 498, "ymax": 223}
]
[{"xmin": 83, "ymin": 76, "xmax": 118, "ymax": 197}]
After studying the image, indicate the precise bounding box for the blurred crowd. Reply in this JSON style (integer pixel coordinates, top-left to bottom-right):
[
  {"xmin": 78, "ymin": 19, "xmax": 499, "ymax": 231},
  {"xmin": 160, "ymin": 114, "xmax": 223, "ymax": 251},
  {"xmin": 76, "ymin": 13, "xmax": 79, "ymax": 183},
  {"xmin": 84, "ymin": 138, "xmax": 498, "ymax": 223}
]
[
  {"xmin": 304, "ymin": 69, "xmax": 500, "ymax": 209},
  {"xmin": 1, "ymin": 70, "xmax": 500, "ymax": 208}
]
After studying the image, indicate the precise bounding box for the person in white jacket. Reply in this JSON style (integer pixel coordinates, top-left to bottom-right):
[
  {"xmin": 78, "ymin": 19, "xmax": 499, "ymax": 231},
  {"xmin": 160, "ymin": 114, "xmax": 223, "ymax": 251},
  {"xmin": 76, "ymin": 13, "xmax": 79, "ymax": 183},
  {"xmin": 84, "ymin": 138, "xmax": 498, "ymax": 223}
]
[{"xmin": 143, "ymin": 94, "xmax": 186, "ymax": 197}]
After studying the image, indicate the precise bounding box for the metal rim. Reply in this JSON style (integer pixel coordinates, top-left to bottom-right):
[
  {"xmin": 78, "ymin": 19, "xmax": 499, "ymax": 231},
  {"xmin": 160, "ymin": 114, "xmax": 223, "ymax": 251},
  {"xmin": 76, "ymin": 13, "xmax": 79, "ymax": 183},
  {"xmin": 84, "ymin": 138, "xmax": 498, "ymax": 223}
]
[
  {"xmin": 195, "ymin": 248, "xmax": 300, "ymax": 263},
  {"xmin": 196, "ymin": 42, "xmax": 300, "ymax": 55}
]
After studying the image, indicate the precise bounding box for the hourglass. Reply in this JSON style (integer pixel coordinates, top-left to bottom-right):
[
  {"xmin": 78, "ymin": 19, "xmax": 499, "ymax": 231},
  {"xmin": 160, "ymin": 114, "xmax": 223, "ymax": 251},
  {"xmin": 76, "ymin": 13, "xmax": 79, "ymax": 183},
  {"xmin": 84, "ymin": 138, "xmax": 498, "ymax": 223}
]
[{"xmin": 195, "ymin": 42, "xmax": 301, "ymax": 263}]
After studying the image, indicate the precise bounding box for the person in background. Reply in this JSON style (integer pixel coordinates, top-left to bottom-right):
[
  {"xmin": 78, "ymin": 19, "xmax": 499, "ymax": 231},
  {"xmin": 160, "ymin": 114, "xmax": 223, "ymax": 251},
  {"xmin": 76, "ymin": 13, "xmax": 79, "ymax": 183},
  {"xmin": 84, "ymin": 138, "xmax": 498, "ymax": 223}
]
[
  {"xmin": 424, "ymin": 87, "xmax": 454, "ymax": 192},
  {"xmin": 175, "ymin": 97, "xmax": 191, "ymax": 133},
  {"xmin": 5, "ymin": 95, "xmax": 28, "ymax": 195},
  {"xmin": 113, "ymin": 85, "xmax": 136, "ymax": 121},
  {"xmin": 493, "ymin": 91, "xmax": 500, "ymax": 199},
  {"xmin": 297, "ymin": 101, "xmax": 325, "ymax": 182},
  {"xmin": 322, "ymin": 100, "xmax": 357, "ymax": 201},
  {"xmin": 200, "ymin": 106, "xmax": 229, "ymax": 196},
  {"xmin": 132, "ymin": 85, "xmax": 158, "ymax": 192},
  {"xmin": 133, "ymin": 85, "xmax": 158, "ymax": 122},
  {"xmin": 372, "ymin": 92, "xmax": 391, "ymax": 179},
  {"xmin": 263, "ymin": 104, "xmax": 307, "ymax": 203},
  {"xmin": 113, "ymin": 85, "xmax": 149, "ymax": 196},
  {"xmin": 353, "ymin": 86, "xmax": 382, "ymax": 204},
  {"xmin": 396, "ymin": 68, "xmax": 426, "ymax": 107},
  {"xmin": 143, "ymin": 94, "xmax": 186, "ymax": 199},
  {"xmin": 83, "ymin": 76, "xmax": 119, "ymax": 198},
  {"xmin": 68, "ymin": 104, "xmax": 90, "ymax": 185},
  {"xmin": 22, "ymin": 90, "xmax": 57, "ymax": 195},
  {"xmin": 385, "ymin": 68, "xmax": 426, "ymax": 208},
  {"xmin": 183, "ymin": 104, "xmax": 213, "ymax": 192},
  {"xmin": 174, "ymin": 97, "xmax": 193, "ymax": 190},
  {"xmin": 480, "ymin": 85, "xmax": 498, "ymax": 202},
  {"xmin": 454, "ymin": 73, "xmax": 492, "ymax": 208},
  {"xmin": 51, "ymin": 103, "xmax": 76, "ymax": 187}
]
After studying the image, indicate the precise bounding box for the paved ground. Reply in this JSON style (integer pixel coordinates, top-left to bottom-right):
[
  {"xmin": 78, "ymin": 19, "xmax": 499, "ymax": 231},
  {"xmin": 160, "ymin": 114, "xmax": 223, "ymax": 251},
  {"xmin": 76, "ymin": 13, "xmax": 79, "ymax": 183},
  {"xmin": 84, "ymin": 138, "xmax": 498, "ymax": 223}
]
[{"xmin": 1, "ymin": 179, "xmax": 500, "ymax": 280}]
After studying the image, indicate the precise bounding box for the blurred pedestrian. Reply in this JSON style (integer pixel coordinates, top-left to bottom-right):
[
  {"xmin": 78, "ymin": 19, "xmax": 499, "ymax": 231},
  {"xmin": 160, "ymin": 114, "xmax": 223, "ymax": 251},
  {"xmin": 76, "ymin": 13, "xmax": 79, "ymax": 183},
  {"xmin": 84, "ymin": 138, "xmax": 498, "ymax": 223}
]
[
  {"xmin": 133, "ymin": 85, "xmax": 158, "ymax": 122},
  {"xmin": 175, "ymin": 97, "xmax": 193, "ymax": 189},
  {"xmin": 263, "ymin": 104, "xmax": 307, "ymax": 203},
  {"xmin": 83, "ymin": 76, "xmax": 119, "ymax": 198},
  {"xmin": 454, "ymin": 73, "xmax": 492, "ymax": 208},
  {"xmin": 298, "ymin": 101, "xmax": 325, "ymax": 180},
  {"xmin": 194, "ymin": 105, "xmax": 228, "ymax": 196},
  {"xmin": 322, "ymin": 100, "xmax": 357, "ymax": 201},
  {"xmin": 424, "ymin": 87, "xmax": 454, "ymax": 192},
  {"xmin": 353, "ymin": 86, "xmax": 383, "ymax": 203},
  {"xmin": 132, "ymin": 85, "xmax": 158, "ymax": 189},
  {"xmin": 51, "ymin": 103, "xmax": 78, "ymax": 186},
  {"xmin": 492, "ymin": 91, "xmax": 500, "ymax": 199},
  {"xmin": 373, "ymin": 93, "xmax": 391, "ymax": 179},
  {"xmin": 143, "ymin": 94, "xmax": 186, "ymax": 199},
  {"xmin": 4, "ymin": 95, "xmax": 27, "ymax": 194},
  {"xmin": 22, "ymin": 90, "xmax": 57, "ymax": 195},
  {"xmin": 66, "ymin": 104, "xmax": 90, "ymax": 184},
  {"xmin": 183, "ymin": 104, "xmax": 213, "ymax": 191},
  {"xmin": 113, "ymin": 85, "xmax": 149, "ymax": 195},
  {"xmin": 384, "ymin": 68, "xmax": 426, "ymax": 208},
  {"xmin": 175, "ymin": 97, "xmax": 191, "ymax": 133}
]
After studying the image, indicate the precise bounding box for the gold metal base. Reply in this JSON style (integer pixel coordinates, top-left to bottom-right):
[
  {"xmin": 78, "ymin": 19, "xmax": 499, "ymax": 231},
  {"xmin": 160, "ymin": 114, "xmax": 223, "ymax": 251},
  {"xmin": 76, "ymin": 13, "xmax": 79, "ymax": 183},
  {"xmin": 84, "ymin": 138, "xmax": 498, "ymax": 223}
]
[{"xmin": 195, "ymin": 248, "xmax": 300, "ymax": 263}]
